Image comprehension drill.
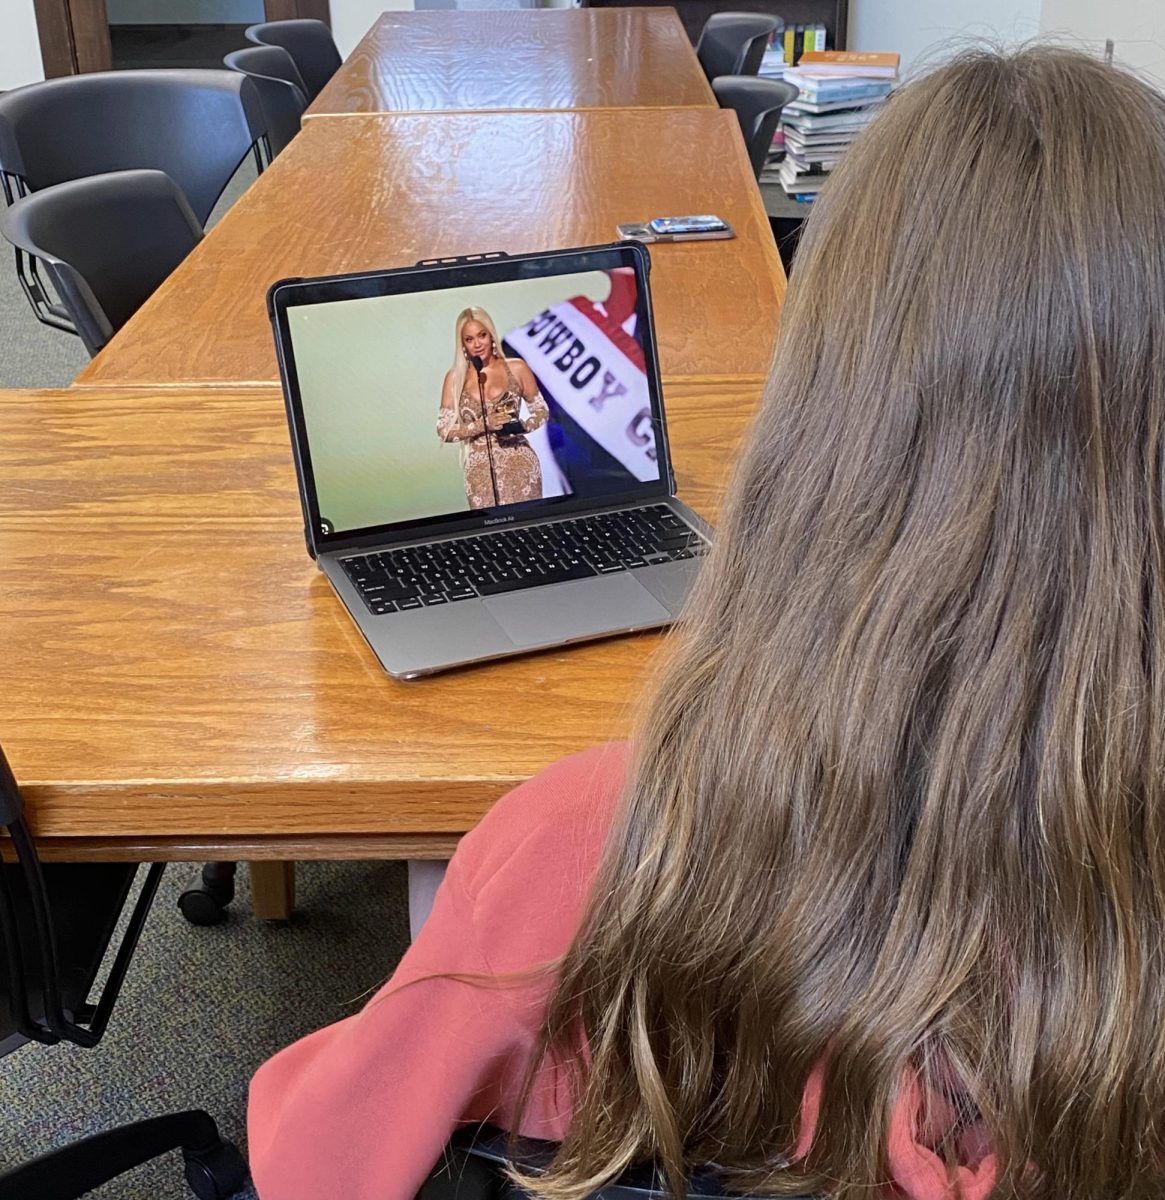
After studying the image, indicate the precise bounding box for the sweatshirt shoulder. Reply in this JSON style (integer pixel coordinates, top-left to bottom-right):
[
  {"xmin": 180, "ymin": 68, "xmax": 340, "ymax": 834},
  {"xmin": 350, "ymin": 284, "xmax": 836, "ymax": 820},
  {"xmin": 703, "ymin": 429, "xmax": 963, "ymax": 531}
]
[
  {"xmin": 445, "ymin": 743, "xmax": 628, "ymax": 966},
  {"xmin": 455, "ymin": 742, "xmax": 628, "ymax": 891}
]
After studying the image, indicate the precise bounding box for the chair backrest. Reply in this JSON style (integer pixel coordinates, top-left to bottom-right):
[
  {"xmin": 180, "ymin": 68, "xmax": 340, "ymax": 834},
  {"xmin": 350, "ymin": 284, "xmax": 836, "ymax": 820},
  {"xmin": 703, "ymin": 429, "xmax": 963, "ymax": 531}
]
[
  {"xmin": 245, "ymin": 19, "xmax": 341, "ymax": 101},
  {"xmin": 0, "ymin": 169, "xmax": 203, "ymax": 356},
  {"xmin": 421, "ymin": 1127, "xmax": 824, "ymax": 1199},
  {"xmin": 224, "ymin": 45, "xmax": 309, "ymax": 157},
  {"xmin": 0, "ymin": 69, "xmax": 267, "ymax": 226},
  {"xmin": 695, "ymin": 12, "xmax": 782, "ymax": 81},
  {"xmin": 713, "ymin": 76, "xmax": 801, "ymax": 178},
  {"xmin": 0, "ymin": 743, "xmax": 164, "ymax": 1058}
]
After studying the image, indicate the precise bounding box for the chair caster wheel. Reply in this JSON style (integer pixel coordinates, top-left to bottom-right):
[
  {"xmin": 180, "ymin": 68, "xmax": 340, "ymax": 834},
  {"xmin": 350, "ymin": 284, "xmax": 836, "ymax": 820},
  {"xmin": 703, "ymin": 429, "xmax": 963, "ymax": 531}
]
[
  {"xmin": 177, "ymin": 862, "xmax": 237, "ymax": 926},
  {"xmin": 183, "ymin": 1138, "xmax": 249, "ymax": 1199}
]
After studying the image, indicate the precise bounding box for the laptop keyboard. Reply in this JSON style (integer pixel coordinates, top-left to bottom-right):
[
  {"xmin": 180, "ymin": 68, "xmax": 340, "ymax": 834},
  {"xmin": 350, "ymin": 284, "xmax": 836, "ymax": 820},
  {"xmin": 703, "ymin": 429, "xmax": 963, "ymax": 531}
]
[{"xmin": 340, "ymin": 504, "xmax": 708, "ymax": 615}]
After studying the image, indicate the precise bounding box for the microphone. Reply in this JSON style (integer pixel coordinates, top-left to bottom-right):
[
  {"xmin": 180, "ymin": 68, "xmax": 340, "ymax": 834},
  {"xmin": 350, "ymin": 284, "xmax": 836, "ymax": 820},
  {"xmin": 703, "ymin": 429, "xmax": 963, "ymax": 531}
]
[{"xmin": 469, "ymin": 354, "xmax": 498, "ymax": 504}]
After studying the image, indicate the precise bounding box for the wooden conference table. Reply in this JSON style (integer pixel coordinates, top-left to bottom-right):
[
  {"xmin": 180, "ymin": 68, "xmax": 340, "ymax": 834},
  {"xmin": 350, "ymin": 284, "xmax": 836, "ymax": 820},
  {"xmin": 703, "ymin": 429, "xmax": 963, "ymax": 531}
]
[
  {"xmin": 75, "ymin": 108, "xmax": 783, "ymax": 390},
  {"xmin": 304, "ymin": 8, "xmax": 717, "ymax": 117},
  {"xmin": 15, "ymin": 9, "xmax": 785, "ymax": 915},
  {"xmin": 0, "ymin": 380, "xmax": 762, "ymax": 867}
]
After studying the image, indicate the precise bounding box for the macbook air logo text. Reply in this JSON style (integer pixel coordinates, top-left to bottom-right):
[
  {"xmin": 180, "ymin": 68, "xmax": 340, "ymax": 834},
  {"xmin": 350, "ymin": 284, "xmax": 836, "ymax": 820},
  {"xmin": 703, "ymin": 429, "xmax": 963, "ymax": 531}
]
[{"xmin": 483, "ymin": 516, "xmax": 515, "ymax": 526}]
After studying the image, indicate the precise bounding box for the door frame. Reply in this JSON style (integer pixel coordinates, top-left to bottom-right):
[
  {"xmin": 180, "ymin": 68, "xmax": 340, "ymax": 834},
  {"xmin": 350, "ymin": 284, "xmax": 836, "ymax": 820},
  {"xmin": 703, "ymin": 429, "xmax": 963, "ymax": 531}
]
[{"xmin": 34, "ymin": 0, "xmax": 331, "ymax": 78}]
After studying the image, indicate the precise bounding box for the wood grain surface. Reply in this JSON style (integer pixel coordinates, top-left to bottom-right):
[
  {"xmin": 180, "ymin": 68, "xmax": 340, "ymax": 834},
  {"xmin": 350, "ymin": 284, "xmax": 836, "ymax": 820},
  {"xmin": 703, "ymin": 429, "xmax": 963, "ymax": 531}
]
[
  {"xmin": 0, "ymin": 379, "xmax": 764, "ymax": 852},
  {"xmin": 304, "ymin": 8, "xmax": 716, "ymax": 117},
  {"xmin": 76, "ymin": 110, "xmax": 784, "ymax": 389}
]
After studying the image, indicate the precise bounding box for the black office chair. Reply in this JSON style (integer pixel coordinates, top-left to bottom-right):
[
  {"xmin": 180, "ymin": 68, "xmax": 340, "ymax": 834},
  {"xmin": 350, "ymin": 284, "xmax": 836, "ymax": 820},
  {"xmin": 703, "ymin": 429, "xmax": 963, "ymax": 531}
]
[
  {"xmin": 245, "ymin": 19, "xmax": 342, "ymax": 101},
  {"xmin": 0, "ymin": 69, "xmax": 268, "ymax": 222},
  {"xmin": 695, "ymin": 13, "xmax": 782, "ymax": 82},
  {"xmin": 0, "ymin": 69, "xmax": 267, "ymax": 337},
  {"xmin": 0, "ymin": 169, "xmax": 203, "ymax": 354},
  {"xmin": 420, "ymin": 1126, "xmax": 823, "ymax": 1198},
  {"xmin": 713, "ymin": 76, "xmax": 800, "ymax": 178},
  {"xmin": 0, "ymin": 744, "xmax": 248, "ymax": 1200},
  {"xmin": 224, "ymin": 45, "xmax": 309, "ymax": 158}
]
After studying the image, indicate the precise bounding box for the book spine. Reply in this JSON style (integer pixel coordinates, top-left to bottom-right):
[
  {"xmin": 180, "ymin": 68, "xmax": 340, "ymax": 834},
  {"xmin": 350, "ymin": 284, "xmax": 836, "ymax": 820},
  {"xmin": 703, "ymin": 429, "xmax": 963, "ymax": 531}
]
[
  {"xmin": 784, "ymin": 26, "xmax": 795, "ymax": 65},
  {"xmin": 815, "ymin": 23, "xmax": 826, "ymax": 51}
]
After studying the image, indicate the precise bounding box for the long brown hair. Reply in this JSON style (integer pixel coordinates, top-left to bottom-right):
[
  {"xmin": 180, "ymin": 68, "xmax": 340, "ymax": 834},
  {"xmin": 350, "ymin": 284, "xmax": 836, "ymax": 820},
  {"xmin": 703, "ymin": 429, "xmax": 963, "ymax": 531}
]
[{"xmin": 517, "ymin": 47, "xmax": 1165, "ymax": 1200}]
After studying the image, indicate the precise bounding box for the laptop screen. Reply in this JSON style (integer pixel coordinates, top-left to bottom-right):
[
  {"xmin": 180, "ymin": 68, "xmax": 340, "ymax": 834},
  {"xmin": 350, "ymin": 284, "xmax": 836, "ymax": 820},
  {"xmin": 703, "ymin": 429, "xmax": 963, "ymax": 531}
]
[{"xmin": 271, "ymin": 246, "xmax": 670, "ymax": 549}]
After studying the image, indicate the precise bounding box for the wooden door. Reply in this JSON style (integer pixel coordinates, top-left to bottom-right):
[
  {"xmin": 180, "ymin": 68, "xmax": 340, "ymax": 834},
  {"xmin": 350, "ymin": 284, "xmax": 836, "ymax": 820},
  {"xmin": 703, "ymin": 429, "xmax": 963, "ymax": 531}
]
[
  {"xmin": 34, "ymin": 0, "xmax": 112, "ymax": 75},
  {"xmin": 34, "ymin": 0, "xmax": 331, "ymax": 78},
  {"xmin": 262, "ymin": 0, "xmax": 331, "ymax": 20}
]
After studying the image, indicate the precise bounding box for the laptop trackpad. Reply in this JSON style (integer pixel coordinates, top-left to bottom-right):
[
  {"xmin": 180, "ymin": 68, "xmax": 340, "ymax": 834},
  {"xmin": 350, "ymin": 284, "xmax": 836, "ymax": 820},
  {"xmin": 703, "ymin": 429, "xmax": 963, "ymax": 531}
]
[{"xmin": 483, "ymin": 573, "xmax": 670, "ymax": 649}]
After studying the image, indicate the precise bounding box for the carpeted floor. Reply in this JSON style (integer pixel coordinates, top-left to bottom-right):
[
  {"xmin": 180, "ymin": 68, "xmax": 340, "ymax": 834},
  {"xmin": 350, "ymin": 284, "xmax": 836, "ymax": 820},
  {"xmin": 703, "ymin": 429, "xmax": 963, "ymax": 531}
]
[{"xmin": 0, "ymin": 158, "xmax": 415, "ymax": 1199}]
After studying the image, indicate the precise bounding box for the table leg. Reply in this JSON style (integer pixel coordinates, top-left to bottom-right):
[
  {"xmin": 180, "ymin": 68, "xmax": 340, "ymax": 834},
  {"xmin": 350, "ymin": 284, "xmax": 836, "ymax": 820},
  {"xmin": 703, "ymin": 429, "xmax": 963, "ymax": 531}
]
[{"xmin": 250, "ymin": 860, "xmax": 295, "ymax": 920}]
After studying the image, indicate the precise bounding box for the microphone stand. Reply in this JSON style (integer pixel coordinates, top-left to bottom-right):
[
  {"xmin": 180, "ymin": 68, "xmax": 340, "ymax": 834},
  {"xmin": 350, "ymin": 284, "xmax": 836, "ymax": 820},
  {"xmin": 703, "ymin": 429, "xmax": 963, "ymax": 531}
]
[{"xmin": 470, "ymin": 353, "xmax": 500, "ymax": 507}]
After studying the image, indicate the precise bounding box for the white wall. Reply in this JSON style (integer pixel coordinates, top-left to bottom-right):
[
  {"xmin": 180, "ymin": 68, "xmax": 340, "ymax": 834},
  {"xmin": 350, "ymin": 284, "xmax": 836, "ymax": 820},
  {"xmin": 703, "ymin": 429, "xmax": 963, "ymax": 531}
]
[
  {"xmin": 1, "ymin": 0, "xmax": 45, "ymax": 91},
  {"xmin": 849, "ymin": 0, "xmax": 1041, "ymax": 77},
  {"xmin": 330, "ymin": 0, "xmax": 416, "ymax": 58},
  {"xmin": 1040, "ymin": 0, "xmax": 1165, "ymax": 87},
  {"xmin": 849, "ymin": 0, "xmax": 1164, "ymax": 84}
]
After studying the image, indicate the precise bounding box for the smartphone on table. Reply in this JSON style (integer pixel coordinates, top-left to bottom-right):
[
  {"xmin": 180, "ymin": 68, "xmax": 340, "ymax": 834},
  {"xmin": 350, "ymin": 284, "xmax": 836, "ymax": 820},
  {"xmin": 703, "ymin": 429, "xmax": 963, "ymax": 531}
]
[{"xmin": 616, "ymin": 215, "xmax": 735, "ymax": 243}]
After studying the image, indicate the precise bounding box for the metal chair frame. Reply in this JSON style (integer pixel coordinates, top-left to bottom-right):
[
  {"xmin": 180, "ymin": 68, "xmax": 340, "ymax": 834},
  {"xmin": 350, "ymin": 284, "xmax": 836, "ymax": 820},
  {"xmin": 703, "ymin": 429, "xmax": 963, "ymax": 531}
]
[
  {"xmin": 0, "ymin": 750, "xmax": 164, "ymax": 1049},
  {"xmin": 0, "ymin": 171, "xmax": 74, "ymax": 337}
]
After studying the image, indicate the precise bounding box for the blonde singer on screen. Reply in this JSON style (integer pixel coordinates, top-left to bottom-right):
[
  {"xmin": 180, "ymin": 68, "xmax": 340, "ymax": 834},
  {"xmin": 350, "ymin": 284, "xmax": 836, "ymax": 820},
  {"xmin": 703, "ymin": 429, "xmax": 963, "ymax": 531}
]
[{"xmin": 436, "ymin": 307, "xmax": 550, "ymax": 508}]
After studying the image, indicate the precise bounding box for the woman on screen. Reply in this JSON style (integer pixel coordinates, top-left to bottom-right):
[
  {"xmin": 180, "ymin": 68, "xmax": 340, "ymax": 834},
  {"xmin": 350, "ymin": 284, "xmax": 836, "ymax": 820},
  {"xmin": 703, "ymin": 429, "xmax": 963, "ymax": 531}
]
[
  {"xmin": 251, "ymin": 47, "xmax": 1165, "ymax": 1200},
  {"xmin": 436, "ymin": 307, "xmax": 549, "ymax": 508}
]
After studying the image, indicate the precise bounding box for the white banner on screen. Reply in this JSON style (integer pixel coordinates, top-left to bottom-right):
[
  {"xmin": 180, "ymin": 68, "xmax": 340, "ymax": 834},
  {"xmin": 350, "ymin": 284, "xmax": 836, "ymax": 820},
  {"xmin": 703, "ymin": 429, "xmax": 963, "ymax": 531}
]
[{"xmin": 505, "ymin": 300, "xmax": 656, "ymax": 482}]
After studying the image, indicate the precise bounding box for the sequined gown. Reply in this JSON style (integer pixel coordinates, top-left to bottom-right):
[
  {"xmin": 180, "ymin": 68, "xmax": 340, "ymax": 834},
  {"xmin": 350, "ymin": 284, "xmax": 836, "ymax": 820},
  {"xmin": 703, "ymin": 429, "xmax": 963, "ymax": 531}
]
[{"xmin": 437, "ymin": 359, "xmax": 550, "ymax": 508}]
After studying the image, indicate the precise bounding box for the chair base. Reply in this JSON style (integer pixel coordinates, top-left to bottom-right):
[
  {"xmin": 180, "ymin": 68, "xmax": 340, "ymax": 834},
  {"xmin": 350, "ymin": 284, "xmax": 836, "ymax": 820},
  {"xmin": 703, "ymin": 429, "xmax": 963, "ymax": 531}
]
[
  {"xmin": 0, "ymin": 1110, "xmax": 248, "ymax": 1200},
  {"xmin": 177, "ymin": 861, "xmax": 238, "ymax": 925}
]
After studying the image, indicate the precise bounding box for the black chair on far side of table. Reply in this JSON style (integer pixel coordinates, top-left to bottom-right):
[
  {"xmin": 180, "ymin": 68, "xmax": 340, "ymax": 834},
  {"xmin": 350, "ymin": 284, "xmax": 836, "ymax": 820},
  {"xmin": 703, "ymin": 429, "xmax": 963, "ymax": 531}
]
[
  {"xmin": 245, "ymin": 19, "xmax": 342, "ymax": 102},
  {"xmin": 418, "ymin": 1126, "xmax": 824, "ymax": 1199},
  {"xmin": 0, "ymin": 745, "xmax": 248, "ymax": 1200},
  {"xmin": 714, "ymin": 76, "xmax": 801, "ymax": 179},
  {"xmin": 224, "ymin": 45, "xmax": 310, "ymax": 158},
  {"xmin": 695, "ymin": 12, "xmax": 782, "ymax": 82},
  {"xmin": 0, "ymin": 169, "xmax": 203, "ymax": 354}
]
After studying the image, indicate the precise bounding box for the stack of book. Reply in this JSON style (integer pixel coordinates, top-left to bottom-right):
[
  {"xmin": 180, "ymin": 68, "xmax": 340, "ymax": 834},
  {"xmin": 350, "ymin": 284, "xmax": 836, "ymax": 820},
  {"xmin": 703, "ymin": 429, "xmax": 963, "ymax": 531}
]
[{"xmin": 763, "ymin": 51, "xmax": 900, "ymax": 199}]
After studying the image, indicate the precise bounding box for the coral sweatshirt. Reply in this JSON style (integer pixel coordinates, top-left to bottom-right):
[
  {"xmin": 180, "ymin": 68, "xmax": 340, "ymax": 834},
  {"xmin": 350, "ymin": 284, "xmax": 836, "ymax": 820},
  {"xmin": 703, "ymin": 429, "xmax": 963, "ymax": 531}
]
[{"xmin": 248, "ymin": 743, "xmax": 997, "ymax": 1200}]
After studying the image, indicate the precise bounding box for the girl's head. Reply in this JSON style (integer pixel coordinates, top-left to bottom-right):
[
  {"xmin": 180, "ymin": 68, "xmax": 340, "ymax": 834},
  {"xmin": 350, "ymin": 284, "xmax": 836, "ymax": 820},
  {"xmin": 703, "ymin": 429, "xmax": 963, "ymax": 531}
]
[{"xmin": 525, "ymin": 46, "xmax": 1165, "ymax": 1200}]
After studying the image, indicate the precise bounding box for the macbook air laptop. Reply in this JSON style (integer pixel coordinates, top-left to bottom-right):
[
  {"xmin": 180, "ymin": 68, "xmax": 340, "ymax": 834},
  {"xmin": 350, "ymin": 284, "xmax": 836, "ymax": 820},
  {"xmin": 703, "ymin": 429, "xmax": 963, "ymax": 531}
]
[{"xmin": 269, "ymin": 242, "xmax": 711, "ymax": 679}]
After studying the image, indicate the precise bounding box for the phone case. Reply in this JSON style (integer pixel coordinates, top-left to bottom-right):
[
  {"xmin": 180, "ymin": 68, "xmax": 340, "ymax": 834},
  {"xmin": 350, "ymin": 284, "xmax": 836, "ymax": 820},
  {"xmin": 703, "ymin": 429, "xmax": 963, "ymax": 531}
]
[{"xmin": 617, "ymin": 221, "xmax": 735, "ymax": 244}]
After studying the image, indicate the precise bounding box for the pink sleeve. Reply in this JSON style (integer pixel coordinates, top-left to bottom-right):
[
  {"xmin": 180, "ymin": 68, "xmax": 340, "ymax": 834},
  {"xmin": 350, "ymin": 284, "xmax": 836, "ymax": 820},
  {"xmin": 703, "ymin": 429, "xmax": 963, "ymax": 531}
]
[
  {"xmin": 247, "ymin": 862, "xmax": 541, "ymax": 1200},
  {"xmin": 796, "ymin": 1068, "xmax": 998, "ymax": 1200},
  {"xmin": 247, "ymin": 744, "xmax": 627, "ymax": 1200}
]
